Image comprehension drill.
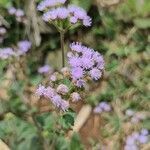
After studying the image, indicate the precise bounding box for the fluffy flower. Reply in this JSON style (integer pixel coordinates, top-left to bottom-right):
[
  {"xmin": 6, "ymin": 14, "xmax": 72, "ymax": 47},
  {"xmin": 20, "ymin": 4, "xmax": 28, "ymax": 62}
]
[
  {"xmin": 38, "ymin": 65, "xmax": 52, "ymax": 74},
  {"xmin": 89, "ymin": 68, "xmax": 102, "ymax": 80},
  {"xmin": 17, "ymin": 40, "xmax": 31, "ymax": 53},
  {"xmin": 43, "ymin": 86, "xmax": 56, "ymax": 98},
  {"xmin": 37, "ymin": 0, "xmax": 67, "ymax": 11},
  {"xmin": 56, "ymin": 84, "xmax": 69, "ymax": 95},
  {"xmin": 69, "ymin": 56, "xmax": 81, "ymax": 68},
  {"xmin": 0, "ymin": 27, "xmax": 6, "ymax": 35},
  {"xmin": 71, "ymin": 67, "xmax": 84, "ymax": 80},
  {"xmin": 50, "ymin": 74, "xmax": 57, "ymax": 81},
  {"xmin": 68, "ymin": 42, "xmax": 104, "ymax": 84},
  {"xmin": 42, "ymin": 7, "xmax": 69, "ymax": 21},
  {"xmin": 71, "ymin": 92, "xmax": 81, "ymax": 102},
  {"xmin": 93, "ymin": 102, "xmax": 111, "ymax": 114},
  {"xmin": 15, "ymin": 9, "xmax": 24, "ymax": 17},
  {"xmin": 51, "ymin": 95, "xmax": 69, "ymax": 111},
  {"xmin": 36, "ymin": 84, "xmax": 46, "ymax": 96},
  {"xmin": 70, "ymin": 42, "xmax": 83, "ymax": 53},
  {"xmin": 76, "ymin": 79, "xmax": 85, "ymax": 88},
  {"xmin": 68, "ymin": 5, "xmax": 92, "ymax": 26},
  {"xmin": 0, "ymin": 48, "xmax": 14, "ymax": 59},
  {"xmin": 8, "ymin": 7, "xmax": 16, "ymax": 15}
]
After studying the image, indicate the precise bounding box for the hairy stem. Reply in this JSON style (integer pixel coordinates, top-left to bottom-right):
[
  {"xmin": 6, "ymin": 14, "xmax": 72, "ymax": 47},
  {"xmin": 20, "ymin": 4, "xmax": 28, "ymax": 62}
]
[{"xmin": 60, "ymin": 31, "xmax": 65, "ymax": 67}]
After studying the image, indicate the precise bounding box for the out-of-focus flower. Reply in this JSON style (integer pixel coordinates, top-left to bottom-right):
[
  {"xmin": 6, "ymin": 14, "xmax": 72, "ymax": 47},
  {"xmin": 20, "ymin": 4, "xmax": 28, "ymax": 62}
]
[
  {"xmin": 56, "ymin": 84, "xmax": 69, "ymax": 95},
  {"xmin": 38, "ymin": 65, "xmax": 53, "ymax": 74},
  {"xmin": 15, "ymin": 9, "xmax": 24, "ymax": 17},
  {"xmin": 0, "ymin": 48, "xmax": 14, "ymax": 59},
  {"xmin": 17, "ymin": 40, "xmax": 31, "ymax": 53},
  {"xmin": 37, "ymin": 0, "xmax": 67, "ymax": 11},
  {"xmin": 68, "ymin": 5, "xmax": 92, "ymax": 26},
  {"xmin": 0, "ymin": 27, "xmax": 6, "ymax": 35},
  {"xmin": 8, "ymin": 7, "xmax": 16, "ymax": 15},
  {"xmin": 124, "ymin": 129, "xmax": 149, "ymax": 150},
  {"xmin": 50, "ymin": 74, "xmax": 57, "ymax": 81},
  {"xmin": 61, "ymin": 67, "xmax": 70, "ymax": 76},
  {"xmin": 93, "ymin": 102, "xmax": 111, "ymax": 114},
  {"xmin": 71, "ymin": 92, "xmax": 81, "ymax": 102},
  {"xmin": 125, "ymin": 109, "xmax": 135, "ymax": 117}
]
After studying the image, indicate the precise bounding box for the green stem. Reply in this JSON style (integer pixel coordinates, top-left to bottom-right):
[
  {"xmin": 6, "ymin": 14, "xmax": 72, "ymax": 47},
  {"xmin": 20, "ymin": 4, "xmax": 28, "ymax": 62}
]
[{"xmin": 60, "ymin": 31, "xmax": 65, "ymax": 67}]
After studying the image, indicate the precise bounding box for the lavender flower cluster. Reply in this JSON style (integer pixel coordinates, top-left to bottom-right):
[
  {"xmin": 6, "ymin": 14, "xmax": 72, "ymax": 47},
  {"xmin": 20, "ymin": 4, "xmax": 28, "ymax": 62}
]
[
  {"xmin": 8, "ymin": 7, "xmax": 26, "ymax": 23},
  {"xmin": 37, "ymin": 0, "xmax": 67, "ymax": 11},
  {"xmin": 38, "ymin": 0, "xmax": 92, "ymax": 27},
  {"xmin": 0, "ymin": 27, "xmax": 7, "ymax": 43},
  {"xmin": 68, "ymin": 42, "xmax": 104, "ymax": 88},
  {"xmin": 93, "ymin": 102, "xmax": 111, "ymax": 114},
  {"xmin": 0, "ymin": 40, "xmax": 31, "ymax": 59},
  {"xmin": 36, "ymin": 84, "xmax": 69, "ymax": 111},
  {"xmin": 125, "ymin": 109, "xmax": 146, "ymax": 124},
  {"xmin": 124, "ymin": 129, "xmax": 149, "ymax": 150}
]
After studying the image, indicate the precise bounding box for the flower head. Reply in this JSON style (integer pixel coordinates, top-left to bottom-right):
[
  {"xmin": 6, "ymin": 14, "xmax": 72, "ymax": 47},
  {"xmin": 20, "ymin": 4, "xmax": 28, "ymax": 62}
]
[
  {"xmin": 0, "ymin": 48, "xmax": 14, "ymax": 59},
  {"xmin": 38, "ymin": 65, "xmax": 52, "ymax": 74},
  {"xmin": 56, "ymin": 84, "xmax": 69, "ymax": 95},
  {"xmin": 36, "ymin": 84, "xmax": 46, "ymax": 96},
  {"xmin": 71, "ymin": 67, "xmax": 84, "ymax": 80},
  {"xmin": 71, "ymin": 92, "xmax": 81, "ymax": 102},
  {"xmin": 68, "ymin": 42, "xmax": 104, "ymax": 86},
  {"xmin": 37, "ymin": 0, "xmax": 67, "ymax": 11},
  {"xmin": 17, "ymin": 40, "xmax": 31, "ymax": 54},
  {"xmin": 89, "ymin": 68, "xmax": 102, "ymax": 80}
]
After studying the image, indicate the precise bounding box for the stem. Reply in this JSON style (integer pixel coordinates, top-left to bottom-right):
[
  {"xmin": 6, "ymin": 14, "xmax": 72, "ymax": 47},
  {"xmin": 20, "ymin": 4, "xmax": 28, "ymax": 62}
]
[{"xmin": 60, "ymin": 31, "xmax": 65, "ymax": 67}]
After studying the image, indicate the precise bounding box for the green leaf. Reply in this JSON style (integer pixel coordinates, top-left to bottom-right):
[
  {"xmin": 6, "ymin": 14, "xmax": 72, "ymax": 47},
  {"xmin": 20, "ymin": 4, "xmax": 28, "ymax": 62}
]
[
  {"xmin": 134, "ymin": 18, "xmax": 150, "ymax": 29},
  {"xmin": 70, "ymin": 0, "xmax": 91, "ymax": 10},
  {"xmin": 70, "ymin": 133, "xmax": 84, "ymax": 150}
]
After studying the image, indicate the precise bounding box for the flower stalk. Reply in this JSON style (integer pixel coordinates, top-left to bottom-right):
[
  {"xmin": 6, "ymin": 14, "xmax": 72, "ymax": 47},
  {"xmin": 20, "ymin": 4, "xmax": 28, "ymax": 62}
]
[{"xmin": 60, "ymin": 31, "xmax": 65, "ymax": 67}]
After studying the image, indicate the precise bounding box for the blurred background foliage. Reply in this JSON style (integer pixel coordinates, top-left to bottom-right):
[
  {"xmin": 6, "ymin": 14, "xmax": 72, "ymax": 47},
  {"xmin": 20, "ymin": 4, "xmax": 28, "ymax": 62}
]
[{"xmin": 0, "ymin": 0, "xmax": 150, "ymax": 149}]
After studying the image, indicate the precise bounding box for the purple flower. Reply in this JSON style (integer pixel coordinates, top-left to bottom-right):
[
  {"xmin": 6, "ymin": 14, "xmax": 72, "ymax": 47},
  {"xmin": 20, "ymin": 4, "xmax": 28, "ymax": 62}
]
[
  {"xmin": 15, "ymin": 9, "xmax": 24, "ymax": 17},
  {"xmin": 71, "ymin": 92, "xmax": 81, "ymax": 102},
  {"xmin": 17, "ymin": 40, "xmax": 31, "ymax": 54},
  {"xmin": 56, "ymin": 84, "xmax": 69, "ymax": 95},
  {"xmin": 8, "ymin": 7, "xmax": 16, "ymax": 15},
  {"xmin": 138, "ymin": 135, "xmax": 148, "ymax": 144},
  {"xmin": 71, "ymin": 67, "xmax": 84, "ymax": 80},
  {"xmin": 37, "ymin": 0, "xmax": 67, "ymax": 11},
  {"xmin": 69, "ymin": 56, "xmax": 81, "ymax": 68},
  {"xmin": 68, "ymin": 42, "xmax": 104, "ymax": 83},
  {"xmin": 124, "ymin": 145, "xmax": 138, "ymax": 150},
  {"xmin": 36, "ymin": 84, "xmax": 46, "ymax": 96},
  {"xmin": 42, "ymin": 7, "xmax": 69, "ymax": 21},
  {"xmin": 93, "ymin": 106, "xmax": 103, "ymax": 114},
  {"xmin": 68, "ymin": 5, "xmax": 92, "ymax": 26},
  {"xmin": 70, "ymin": 42, "xmax": 83, "ymax": 53},
  {"xmin": 0, "ymin": 27, "xmax": 6, "ymax": 35},
  {"xmin": 141, "ymin": 129, "xmax": 149, "ymax": 136},
  {"xmin": 76, "ymin": 79, "xmax": 86, "ymax": 88},
  {"xmin": 0, "ymin": 48, "xmax": 14, "ymax": 59},
  {"xmin": 43, "ymin": 86, "xmax": 56, "ymax": 98},
  {"xmin": 50, "ymin": 74, "xmax": 57, "ymax": 81},
  {"xmin": 51, "ymin": 95, "xmax": 69, "ymax": 111},
  {"xmin": 38, "ymin": 65, "xmax": 52, "ymax": 74},
  {"xmin": 93, "ymin": 102, "xmax": 111, "ymax": 114},
  {"xmin": 59, "ymin": 99, "xmax": 69, "ymax": 111},
  {"xmin": 70, "ymin": 16, "xmax": 78, "ymax": 24},
  {"xmin": 89, "ymin": 68, "xmax": 102, "ymax": 80}
]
